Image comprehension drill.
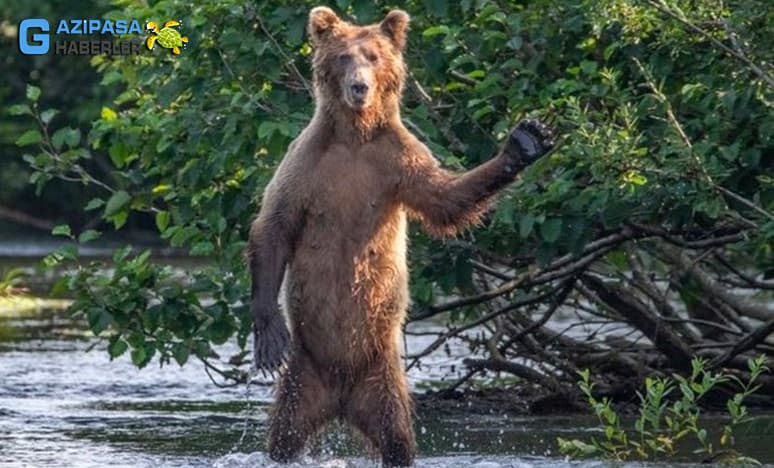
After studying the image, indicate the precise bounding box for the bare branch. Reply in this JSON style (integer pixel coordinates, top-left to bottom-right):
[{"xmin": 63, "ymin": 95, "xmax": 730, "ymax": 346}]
[
  {"xmin": 0, "ymin": 205, "xmax": 55, "ymax": 231},
  {"xmin": 499, "ymin": 278, "xmax": 575, "ymax": 353},
  {"xmin": 463, "ymin": 357, "xmax": 562, "ymax": 391},
  {"xmin": 405, "ymin": 287, "xmax": 558, "ymax": 370},
  {"xmin": 660, "ymin": 244, "xmax": 772, "ymax": 321},
  {"xmin": 709, "ymin": 318, "xmax": 774, "ymax": 369},
  {"xmin": 582, "ymin": 274, "xmax": 694, "ymax": 370},
  {"xmin": 714, "ymin": 253, "xmax": 774, "ymax": 290}
]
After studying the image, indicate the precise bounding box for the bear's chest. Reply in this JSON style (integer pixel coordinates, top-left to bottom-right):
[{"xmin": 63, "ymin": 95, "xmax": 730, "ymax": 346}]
[{"xmin": 305, "ymin": 145, "xmax": 397, "ymax": 223}]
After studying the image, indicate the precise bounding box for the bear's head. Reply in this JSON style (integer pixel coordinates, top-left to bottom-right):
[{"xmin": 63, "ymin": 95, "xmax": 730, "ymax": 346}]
[{"xmin": 308, "ymin": 7, "xmax": 409, "ymax": 115}]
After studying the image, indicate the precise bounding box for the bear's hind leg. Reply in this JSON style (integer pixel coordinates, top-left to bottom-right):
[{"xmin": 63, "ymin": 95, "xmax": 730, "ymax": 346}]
[
  {"xmin": 344, "ymin": 356, "xmax": 415, "ymax": 467},
  {"xmin": 268, "ymin": 351, "xmax": 335, "ymax": 462}
]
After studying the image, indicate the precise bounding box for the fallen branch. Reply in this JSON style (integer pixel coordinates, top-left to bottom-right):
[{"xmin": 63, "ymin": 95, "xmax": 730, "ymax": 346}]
[
  {"xmin": 709, "ymin": 318, "xmax": 774, "ymax": 369},
  {"xmin": 412, "ymin": 230, "xmax": 635, "ymax": 321},
  {"xmin": 498, "ymin": 278, "xmax": 575, "ymax": 353},
  {"xmin": 463, "ymin": 357, "xmax": 562, "ymax": 391},
  {"xmin": 714, "ymin": 253, "xmax": 774, "ymax": 290},
  {"xmin": 660, "ymin": 244, "xmax": 772, "ymax": 321},
  {"xmin": 582, "ymin": 274, "xmax": 694, "ymax": 370},
  {"xmin": 406, "ymin": 287, "xmax": 559, "ymax": 369},
  {"xmin": 0, "ymin": 205, "xmax": 55, "ymax": 231},
  {"xmin": 628, "ymin": 222, "xmax": 747, "ymax": 249}
]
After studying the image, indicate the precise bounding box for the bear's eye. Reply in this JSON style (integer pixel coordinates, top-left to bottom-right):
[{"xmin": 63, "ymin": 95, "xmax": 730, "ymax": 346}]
[
  {"xmin": 339, "ymin": 53, "xmax": 352, "ymax": 64},
  {"xmin": 365, "ymin": 52, "xmax": 379, "ymax": 63}
]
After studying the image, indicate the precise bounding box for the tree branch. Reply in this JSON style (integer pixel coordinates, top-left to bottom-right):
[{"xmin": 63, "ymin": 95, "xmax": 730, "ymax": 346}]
[
  {"xmin": 709, "ymin": 318, "xmax": 774, "ymax": 369},
  {"xmin": 582, "ymin": 273, "xmax": 694, "ymax": 370},
  {"xmin": 644, "ymin": 0, "xmax": 774, "ymax": 88}
]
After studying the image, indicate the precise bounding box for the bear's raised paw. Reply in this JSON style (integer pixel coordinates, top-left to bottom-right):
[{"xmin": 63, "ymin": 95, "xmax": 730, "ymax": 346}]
[{"xmin": 505, "ymin": 118, "xmax": 557, "ymax": 165}]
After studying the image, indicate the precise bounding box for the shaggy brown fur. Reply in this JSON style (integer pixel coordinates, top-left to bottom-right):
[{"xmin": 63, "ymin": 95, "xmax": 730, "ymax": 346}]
[{"xmin": 248, "ymin": 7, "xmax": 555, "ymax": 467}]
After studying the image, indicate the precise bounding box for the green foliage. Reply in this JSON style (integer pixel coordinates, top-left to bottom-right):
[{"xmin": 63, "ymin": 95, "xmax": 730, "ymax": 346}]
[
  {"xmin": 65, "ymin": 245, "xmax": 249, "ymax": 370},
  {"xmin": 1, "ymin": 0, "xmax": 114, "ymax": 223},
  {"xmin": 0, "ymin": 268, "xmax": 27, "ymax": 297},
  {"xmin": 558, "ymin": 356, "xmax": 770, "ymax": 463},
  {"xmin": 10, "ymin": 0, "xmax": 774, "ymax": 376}
]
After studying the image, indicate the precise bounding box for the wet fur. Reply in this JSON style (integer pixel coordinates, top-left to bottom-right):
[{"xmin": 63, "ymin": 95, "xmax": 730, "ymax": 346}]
[{"xmin": 249, "ymin": 7, "xmax": 553, "ymax": 467}]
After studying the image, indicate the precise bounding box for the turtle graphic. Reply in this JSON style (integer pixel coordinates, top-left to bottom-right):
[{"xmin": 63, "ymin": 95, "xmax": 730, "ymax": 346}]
[{"xmin": 145, "ymin": 20, "xmax": 188, "ymax": 55}]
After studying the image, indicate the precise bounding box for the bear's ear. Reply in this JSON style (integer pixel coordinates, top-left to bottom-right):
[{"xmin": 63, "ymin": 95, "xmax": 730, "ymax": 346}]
[
  {"xmin": 308, "ymin": 6, "xmax": 341, "ymax": 45},
  {"xmin": 380, "ymin": 10, "xmax": 410, "ymax": 50}
]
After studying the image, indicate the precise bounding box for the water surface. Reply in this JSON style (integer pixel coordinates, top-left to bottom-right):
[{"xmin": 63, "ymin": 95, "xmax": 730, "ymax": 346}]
[{"xmin": 2, "ymin": 304, "xmax": 773, "ymax": 467}]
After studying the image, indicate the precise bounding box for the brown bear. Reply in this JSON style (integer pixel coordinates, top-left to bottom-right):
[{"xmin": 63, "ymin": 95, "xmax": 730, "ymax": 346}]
[{"xmin": 248, "ymin": 6, "xmax": 555, "ymax": 467}]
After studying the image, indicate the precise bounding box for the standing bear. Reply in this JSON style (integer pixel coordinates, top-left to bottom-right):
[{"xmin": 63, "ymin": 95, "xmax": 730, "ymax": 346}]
[{"xmin": 248, "ymin": 6, "xmax": 555, "ymax": 467}]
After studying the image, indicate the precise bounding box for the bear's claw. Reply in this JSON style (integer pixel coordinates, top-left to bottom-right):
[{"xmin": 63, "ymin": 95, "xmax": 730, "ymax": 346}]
[
  {"xmin": 253, "ymin": 313, "xmax": 290, "ymax": 373},
  {"xmin": 507, "ymin": 118, "xmax": 556, "ymax": 164}
]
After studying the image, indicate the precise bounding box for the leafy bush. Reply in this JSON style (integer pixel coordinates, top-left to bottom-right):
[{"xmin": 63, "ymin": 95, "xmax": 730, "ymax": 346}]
[{"xmin": 558, "ymin": 356, "xmax": 770, "ymax": 464}]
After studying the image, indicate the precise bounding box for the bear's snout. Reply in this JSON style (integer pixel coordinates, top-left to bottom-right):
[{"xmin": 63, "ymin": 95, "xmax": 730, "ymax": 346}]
[
  {"xmin": 342, "ymin": 65, "xmax": 375, "ymax": 109},
  {"xmin": 351, "ymin": 82, "xmax": 369, "ymax": 98},
  {"xmin": 344, "ymin": 77, "xmax": 373, "ymax": 109}
]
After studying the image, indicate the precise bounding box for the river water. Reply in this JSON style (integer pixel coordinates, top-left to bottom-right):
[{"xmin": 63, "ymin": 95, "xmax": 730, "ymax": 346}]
[
  {"xmin": 3, "ymin": 305, "xmax": 774, "ymax": 467},
  {"xmin": 2, "ymin": 240, "xmax": 774, "ymax": 468}
]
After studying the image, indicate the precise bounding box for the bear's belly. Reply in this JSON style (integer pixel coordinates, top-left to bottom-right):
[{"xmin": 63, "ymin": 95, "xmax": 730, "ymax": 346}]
[{"xmin": 284, "ymin": 210, "xmax": 409, "ymax": 366}]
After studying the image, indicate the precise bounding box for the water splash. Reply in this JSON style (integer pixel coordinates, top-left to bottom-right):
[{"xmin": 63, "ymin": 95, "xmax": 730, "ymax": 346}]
[
  {"xmin": 213, "ymin": 452, "xmax": 362, "ymax": 468},
  {"xmin": 212, "ymin": 453, "xmax": 583, "ymax": 468},
  {"xmin": 228, "ymin": 364, "xmax": 274, "ymax": 454}
]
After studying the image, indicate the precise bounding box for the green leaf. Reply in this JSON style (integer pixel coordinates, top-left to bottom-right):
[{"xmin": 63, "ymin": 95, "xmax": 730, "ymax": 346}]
[
  {"xmin": 87, "ymin": 308, "xmax": 112, "ymax": 334},
  {"xmin": 207, "ymin": 319, "xmax": 235, "ymax": 344},
  {"xmin": 540, "ymin": 218, "xmax": 563, "ymax": 243},
  {"xmin": 40, "ymin": 109, "xmax": 59, "ymax": 124},
  {"xmin": 108, "ymin": 142, "xmax": 130, "ymax": 168},
  {"xmin": 191, "ymin": 241, "xmax": 214, "ymax": 256},
  {"xmin": 580, "ymin": 60, "xmax": 598, "ymax": 75},
  {"xmin": 110, "ymin": 211, "xmax": 129, "ymax": 229},
  {"xmin": 519, "ymin": 214, "xmax": 535, "ymax": 238},
  {"xmin": 422, "ymin": 25, "xmax": 450, "ymax": 38},
  {"xmin": 26, "ymin": 84, "xmax": 41, "ymax": 102},
  {"xmin": 172, "ymin": 343, "xmax": 190, "ymax": 366},
  {"xmin": 104, "ymin": 190, "xmax": 131, "ymax": 216},
  {"xmin": 64, "ymin": 128, "xmax": 81, "ymax": 148},
  {"xmin": 108, "ymin": 338, "xmax": 128, "ymax": 359},
  {"xmin": 131, "ymin": 345, "xmax": 155, "ymax": 368},
  {"xmin": 84, "ymin": 198, "xmax": 105, "ymax": 211},
  {"xmin": 51, "ymin": 128, "xmax": 67, "ymax": 151},
  {"xmin": 506, "ymin": 36, "xmax": 522, "ymax": 50},
  {"xmin": 15, "ymin": 130, "xmax": 41, "ymax": 147},
  {"xmin": 606, "ymin": 250, "xmax": 627, "ymax": 270},
  {"xmin": 52, "ymin": 224, "xmax": 72, "ymax": 238},
  {"xmin": 78, "ymin": 229, "xmax": 101, "ymax": 243},
  {"xmin": 8, "ymin": 104, "xmax": 32, "ymax": 116},
  {"xmin": 257, "ymin": 121, "xmax": 275, "ymax": 140},
  {"xmin": 697, "ymin": 428, "xmax": 707, "ymax": 445},
  {"xmin": 155, "ymin": 210, "xmax": 171, "ymax": 232},
  {"xmin": 51, "ymin": 127, "xmax": 81, "ymax": 150}
]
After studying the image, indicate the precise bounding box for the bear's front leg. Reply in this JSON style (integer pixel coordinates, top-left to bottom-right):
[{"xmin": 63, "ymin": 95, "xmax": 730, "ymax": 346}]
[{"xmin": 396, "ymin": 116, "xmax": 558, "ymax": 238}]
